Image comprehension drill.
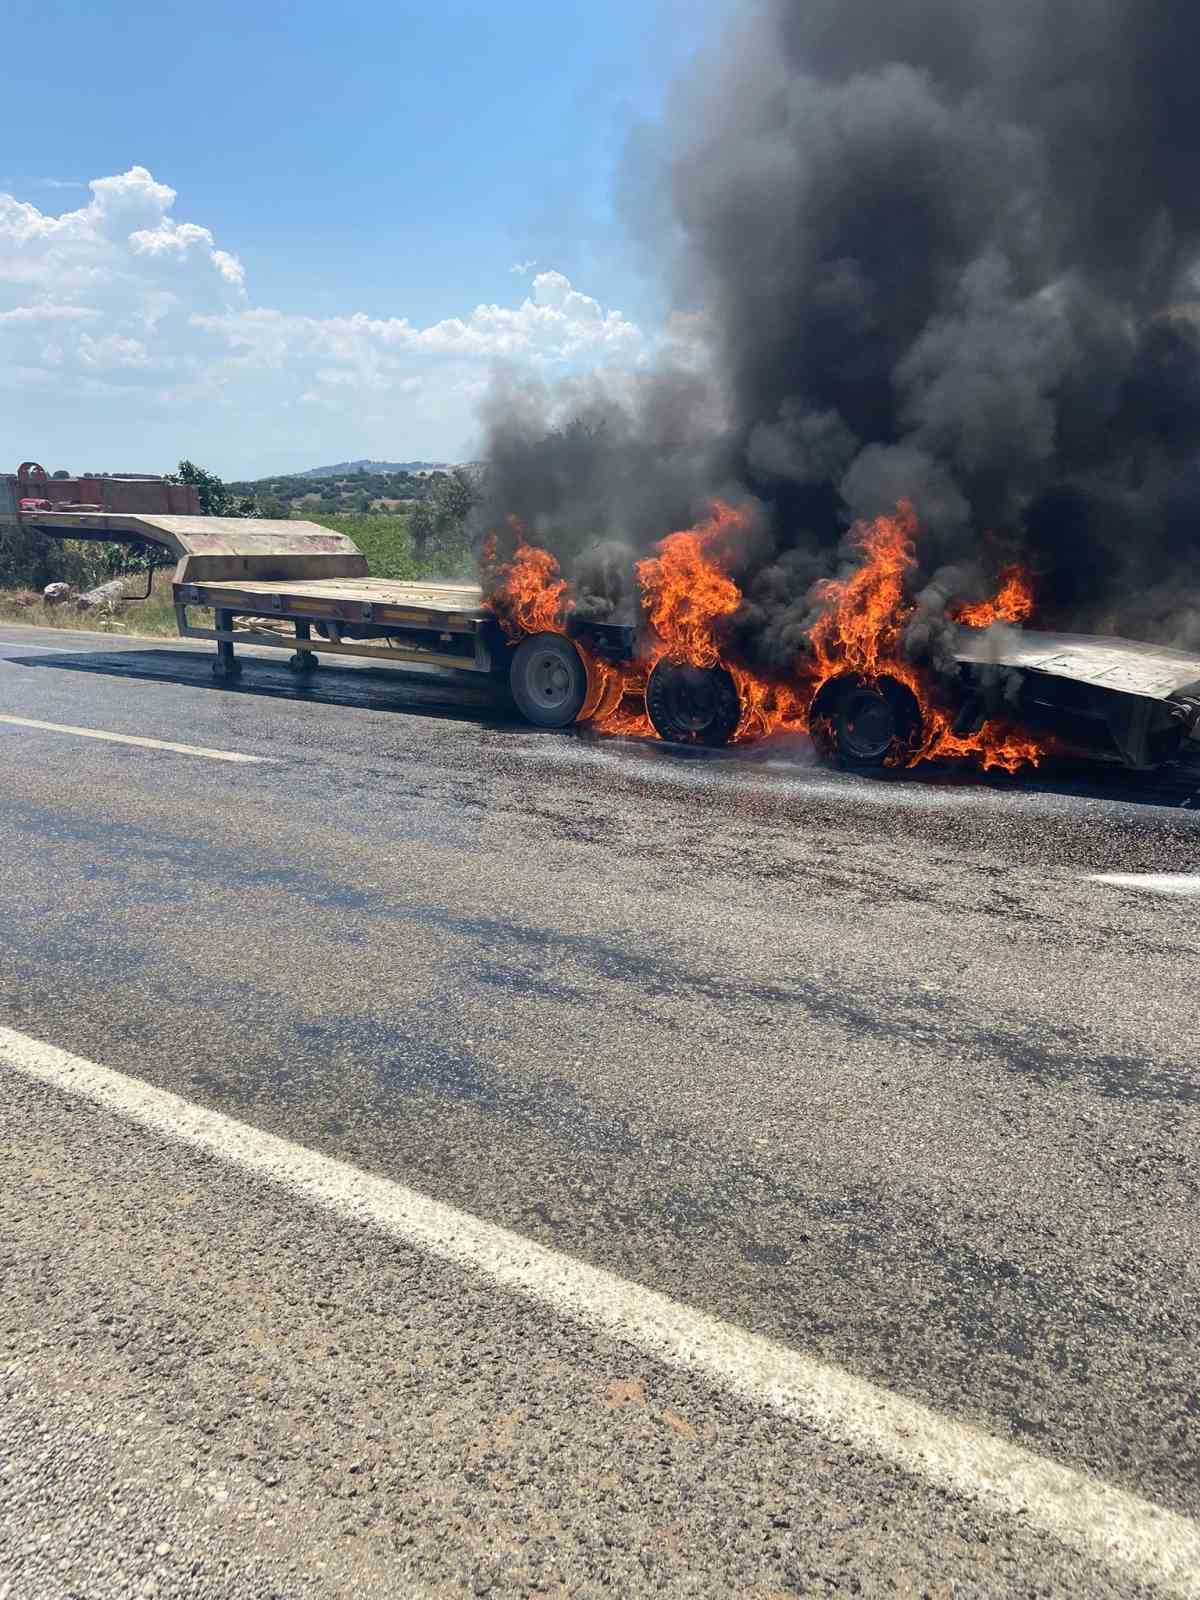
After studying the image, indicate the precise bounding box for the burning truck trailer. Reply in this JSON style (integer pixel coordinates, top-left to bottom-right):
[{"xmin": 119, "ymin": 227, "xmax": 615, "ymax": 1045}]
[
  {"xmin": 484, "ymin": 503, "xmax": 1200, "ymax": 777},
  {"xmin": 644, "ymin": 629, "xmax": 1200, "ymax": 773},
  {"xmin": 460, "ymin": 0, "xmax": 1200, "ymax": 780},
  {"xmin": 4, "ymin": 463, "xmax": 1200, "ymax": 776}
]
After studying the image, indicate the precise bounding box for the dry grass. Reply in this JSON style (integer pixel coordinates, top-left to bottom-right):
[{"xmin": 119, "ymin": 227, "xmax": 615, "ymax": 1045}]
[{"xmin": 0, "ymin": 572, "xmax": 210, "ymax": 639}]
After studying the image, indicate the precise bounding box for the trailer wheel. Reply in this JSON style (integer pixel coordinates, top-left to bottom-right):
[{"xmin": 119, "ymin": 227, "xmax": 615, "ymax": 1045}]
[
  {"xmin": 288, "ymin": 650, "xmax": 319, "ymax": 674},
  {"xmin": 509, "ymin": 633, "xmax": 589, "ymax": 728},
  {"xmin": 809, "ymin": 675, "xmax": 922, "ymax": 769},
  {"xmin": 645, "ymin": 659, "xmax": 741, "ymax": 747}
]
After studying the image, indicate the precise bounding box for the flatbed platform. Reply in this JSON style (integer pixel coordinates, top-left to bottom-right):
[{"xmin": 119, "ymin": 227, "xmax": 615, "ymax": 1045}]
[
  {"xmin": 178, "ymin": 576, "xmax": 487, "ymax": 632},
  {"xmin": 956, "ymin": 629, "xmax": 1200, "ymax": 702},
  {"xmin": 174, "ymin": 573, "xmax": 497, "ymax": 676},
  {"xmin": 190, "ymin": 577, "xmax": 485, "ymax": 609}
]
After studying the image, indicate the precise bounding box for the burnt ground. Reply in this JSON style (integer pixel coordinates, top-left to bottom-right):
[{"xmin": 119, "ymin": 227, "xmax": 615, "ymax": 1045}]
[{"xmin": 1, "ymin": 621, "xmax": 1198, "ymax": 1598}]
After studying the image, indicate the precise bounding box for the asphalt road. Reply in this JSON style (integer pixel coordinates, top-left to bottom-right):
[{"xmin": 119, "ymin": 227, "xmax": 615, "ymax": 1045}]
[{"xmin": 1, "ymin": 620, "xmax": 1199, "ymax": 1599}]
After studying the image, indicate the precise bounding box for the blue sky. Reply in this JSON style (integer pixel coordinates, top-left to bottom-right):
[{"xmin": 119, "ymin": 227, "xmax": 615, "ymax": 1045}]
[{"xmin": 0, "ymin": 0, "xmax": 725, "ymax": 477}]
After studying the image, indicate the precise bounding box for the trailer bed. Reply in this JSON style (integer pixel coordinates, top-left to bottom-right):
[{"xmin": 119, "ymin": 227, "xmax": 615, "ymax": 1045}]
[
  {"xmin": 190, "ymin": 577, "xmax": 485, "ymax": 608},
  {"xmin": 955, "ymin": 629, "xmax": 1200, "ymax": 702},
  {"xmin": 179, "ymin": 576, "xmax": 487, "ymax": 628}
]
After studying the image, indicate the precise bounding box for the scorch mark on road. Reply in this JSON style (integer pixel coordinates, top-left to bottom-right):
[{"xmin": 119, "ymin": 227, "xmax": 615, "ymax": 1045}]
[
  {"xmin": 0, "ymin": 714, "xmax": 268, "ymax": 764},
  {"xmin": 1, "ymin": 1024, "xmax": 1198, "ymax": 1597}
]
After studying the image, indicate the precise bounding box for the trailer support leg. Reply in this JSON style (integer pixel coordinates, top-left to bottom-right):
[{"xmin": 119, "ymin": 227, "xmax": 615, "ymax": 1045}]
[
  {"xmin": 212, "ymin": 609, "xmax": 241, "ymax": 680},
  {"xmin": 289, "ymin": 621, "xmax": 319, "ymax": 675}
]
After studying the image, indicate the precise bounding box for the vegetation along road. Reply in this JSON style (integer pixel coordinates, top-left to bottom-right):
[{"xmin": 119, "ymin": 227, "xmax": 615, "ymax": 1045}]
[{"xmin": 2, "ymin": 622, "xmax": 1199, "ymax": 1598}]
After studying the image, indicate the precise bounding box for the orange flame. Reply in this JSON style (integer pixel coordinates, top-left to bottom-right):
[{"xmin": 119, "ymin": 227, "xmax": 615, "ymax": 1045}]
[
  {"xmin": 918, "ymin": 723, "xmax": 1047, "ymax": 774},
  {"xmin": 635, "ymin": 501, "xmax": 745, "ymax": 669},
  {"xmin": 726, "ymin": 668, "xmax": 809, "ymax": 743},
  {"xmin": 483, "ymin": 501, "xmax": 1044, "ymax": 773},
  {"xmin": 588, "ymin": 660, "xmax": 656, "ymax": 738},
  {"xmin": 809, "ymin": 504, "xmax": 918, "ymax": 684},
  {"xmin": 483, "ymin": 523, "xmax": 650, "ymax": 732},
  {"xmin": 806, "ymin": 505, "xmax": 1043, "ymax": 773},
  {"xmin": 953, "ymin": 565, "xmax": 1035, "ymax": 628},
  {"xmin": 484, "ymin": 518, "xmax": 573, "ymax": 640},
  {"xmin": 605, "ymin": 501, "xmax": 806, "ymax": 742}
]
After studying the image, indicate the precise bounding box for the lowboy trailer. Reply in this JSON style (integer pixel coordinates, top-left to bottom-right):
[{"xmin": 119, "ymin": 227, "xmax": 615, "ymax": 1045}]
[
  {"xmin": 0, "ymin": 464, "xmax": 633, "ymax": 730},
  {"xmin": 5, "ymin": 462, "xmax": 1200, "ymax": 771}
]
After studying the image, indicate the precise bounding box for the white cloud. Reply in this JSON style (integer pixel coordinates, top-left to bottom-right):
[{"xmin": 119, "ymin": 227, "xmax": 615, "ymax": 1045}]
[
  {"xmin": 0, "ymin": 176, "xmax": 86, "ymax": 193},
  {"xmin": 0, "ymin": 166, "xmax": 645, "ymax": 474},
  {"xmin": 190, "ymin": 269, "xmax": 640, "ymax": 376},
  {"xmin": 77, "ymin": 332, "xmax": 150, "ymax": 369},
  {"xmin": 211, "ymin": 250, "xmax": 245, "ymax": 288},
  {"xmin": 0, "ymin": 303, "xmax": 99, "ymax": 324},
  {"xmin": 510, "ymin": 259, "xmax": 537, "ymax": 274}
]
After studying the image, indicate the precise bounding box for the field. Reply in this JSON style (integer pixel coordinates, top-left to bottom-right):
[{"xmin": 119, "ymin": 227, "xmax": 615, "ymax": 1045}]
[{"xmin": 301, "ymin": 512, "xmax": 475, "ymax": 582}]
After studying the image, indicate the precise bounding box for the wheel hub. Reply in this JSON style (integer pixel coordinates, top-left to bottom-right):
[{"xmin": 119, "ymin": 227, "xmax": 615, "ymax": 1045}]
[
  {"xmin": 665, "ymin": 670, "xmax": 720, "ymax": 732},
  {"xmin": 645, "ymin": 659, "xmax": 742, "ymax": 747},
  {"xmin": 531, "ymin": 650, "xmax": 574, "ymax": 709},
  {"xmin": 837, "ymin": 687, "xmax": 898, "ymax": 761}
]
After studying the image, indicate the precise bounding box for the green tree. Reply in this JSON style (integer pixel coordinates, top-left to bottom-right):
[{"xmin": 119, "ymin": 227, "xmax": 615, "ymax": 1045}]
[
  {"xmin": 431, "ymin": 467, "xmax": 476, "ymax": 532},
  {"xmin": 409, "ymin": 499, "xmax": 436, "ymax": 557},
  {"xmin": 0, "ymin": 524, "xmax": 65, "ymax": 590},
  {"xmin": 170, "ymin": 460, "xmax": 258, "ymax": 517}
]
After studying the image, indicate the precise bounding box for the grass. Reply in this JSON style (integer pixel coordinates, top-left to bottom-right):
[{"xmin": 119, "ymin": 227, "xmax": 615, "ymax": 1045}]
[
  {"xmin": 302, "ymin": 512, "xmax": 475, "ymax": 582},
  {"xmin": 0, "ymin": 572, "xmax": 206, "ymax": 640},
  {"xmin": 0, "ymin": 514, "xmax": 476, "ymax": 639}
]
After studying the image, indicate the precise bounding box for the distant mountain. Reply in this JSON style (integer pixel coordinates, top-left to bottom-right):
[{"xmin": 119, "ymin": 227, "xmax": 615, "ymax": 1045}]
[{"xmin": 298, "ymin": 459, "xmax": 451, "ymax": 479}]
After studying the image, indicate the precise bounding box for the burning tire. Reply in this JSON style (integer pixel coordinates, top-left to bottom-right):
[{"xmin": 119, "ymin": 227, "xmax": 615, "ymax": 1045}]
[
  {"xmin": 645, "ymin": 659, "xmax": 741, "ymax": 747},
  {"xmin": 509, "ymin": 632, "xmax": 589, "ymax": 728},
  {"xmin": 578, "ymin": 653, "xmax": 626, "ymax": 725},
  {"xmin": 810, "ymin": 675, "xmax": 922, "ymax": 769}
]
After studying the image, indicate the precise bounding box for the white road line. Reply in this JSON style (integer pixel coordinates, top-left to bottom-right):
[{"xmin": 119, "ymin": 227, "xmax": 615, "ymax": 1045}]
[
  {"xmin": 0, "ymin": 714, "xmax": 267, "ymax": 764},
  {"xmin": 1089, "ymin": 872, "xmax": 1200, "ymax": 897},
  {"xmin": 0, "ymin": 640, "xmax": 91, "ymax": 654},
  {"xmin": 0, "ymin": 1025, "xmax": 1196, "ymax": 1597}
]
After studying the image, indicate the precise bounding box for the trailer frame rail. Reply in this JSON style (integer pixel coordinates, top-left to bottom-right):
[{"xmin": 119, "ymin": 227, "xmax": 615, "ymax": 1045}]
[{"xmin": 178, "ymin": 601, "xmax": 500, "ymax": 680}]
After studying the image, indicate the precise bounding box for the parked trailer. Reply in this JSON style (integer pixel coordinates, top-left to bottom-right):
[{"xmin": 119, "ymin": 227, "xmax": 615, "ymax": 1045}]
[{"xmin": 5, "ymin": 463, "xmax": 1200, "ymax": 769}]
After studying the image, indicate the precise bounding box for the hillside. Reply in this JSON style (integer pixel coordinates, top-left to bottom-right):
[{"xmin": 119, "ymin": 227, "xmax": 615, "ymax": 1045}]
[
  {"xmin": 226, "ymin": 464, "xmax": 476, "ymax": 517},
  {"xmin": 298, "ymin": 458, "xmax": 451, "ymax": 478}
]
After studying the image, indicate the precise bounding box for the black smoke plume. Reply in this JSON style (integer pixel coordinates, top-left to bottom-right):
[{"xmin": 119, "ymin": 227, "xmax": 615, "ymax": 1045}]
[{"xmin": 479, "ymin": 0, "xmax": 1200, "ymax": 661}]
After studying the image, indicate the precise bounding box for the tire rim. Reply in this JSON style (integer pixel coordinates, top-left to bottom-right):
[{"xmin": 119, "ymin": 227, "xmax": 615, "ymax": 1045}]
[
  {"xmin": 837, "ymin": 687, "xmax": 898, "ymax": 761},
  {"xmin": 528, "ymin": 648, "xmax": 576, "ymax": 710},
  {"xmin": 663, "ymin": 669, "xmax": 719, "ymax": 732}
]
